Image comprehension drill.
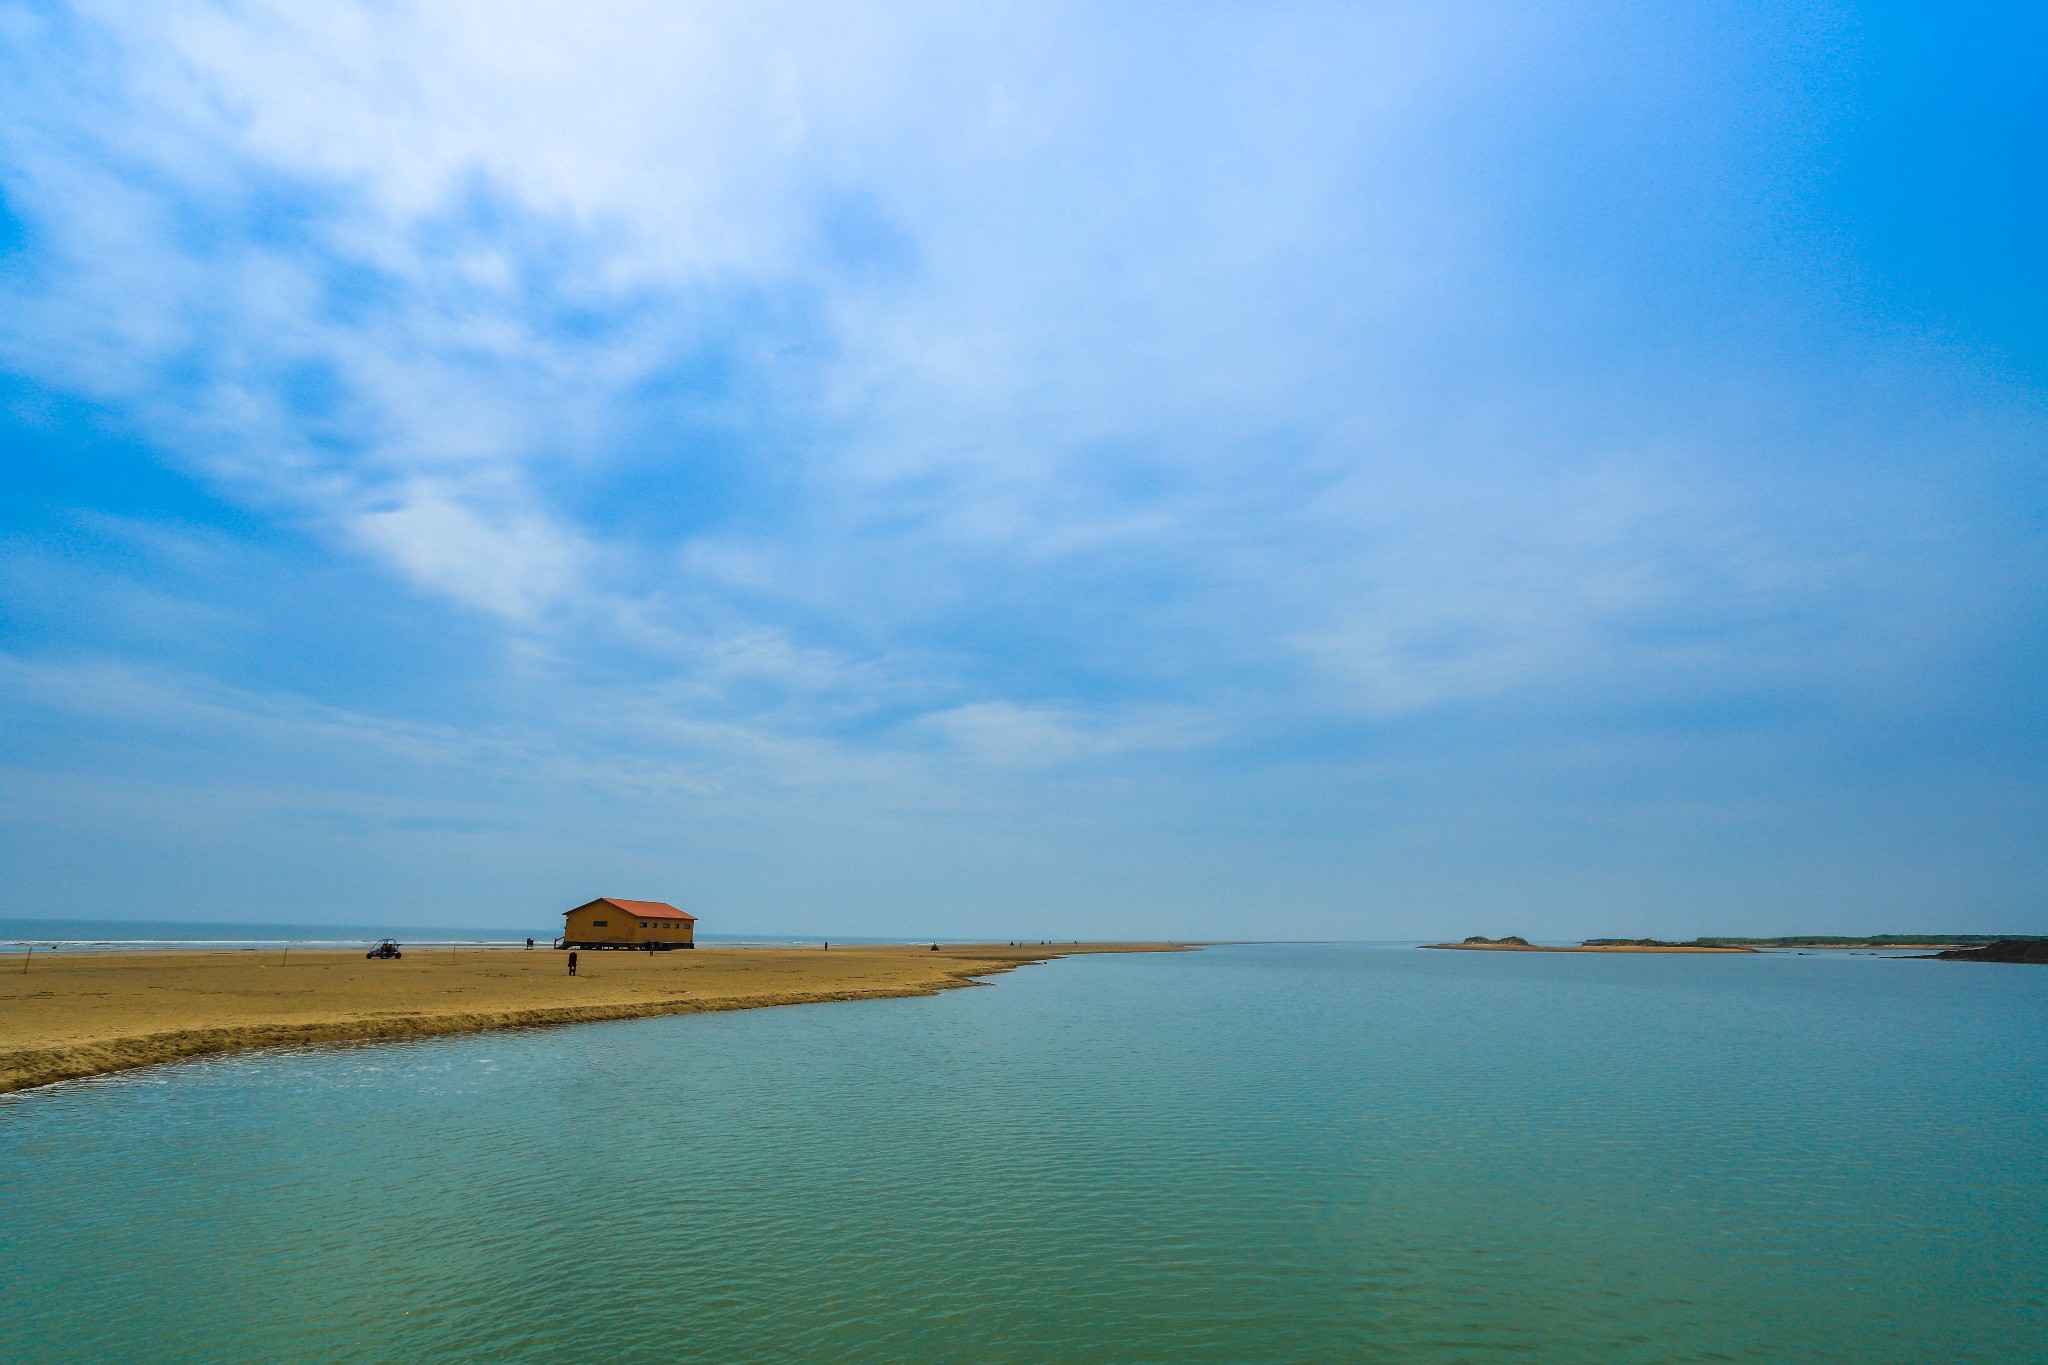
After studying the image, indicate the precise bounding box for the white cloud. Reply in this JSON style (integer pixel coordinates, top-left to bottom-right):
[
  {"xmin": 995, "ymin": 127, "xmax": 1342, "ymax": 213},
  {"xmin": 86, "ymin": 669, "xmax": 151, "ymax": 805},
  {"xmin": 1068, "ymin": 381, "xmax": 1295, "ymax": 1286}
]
[
  {"xmin": 0, "ymin": 3, "xmax": 2023, "ymax": 796},
  {"xmin": 1, "ymin": 3, "xmax": 2041, "ymax": 933},
  {"xmin": 350, "ymin": 483, "xmax": 586, "ymax": 622},
  {"xmin": 920, "ymin": 700, "xmax": 1206, "ymax": 769}
]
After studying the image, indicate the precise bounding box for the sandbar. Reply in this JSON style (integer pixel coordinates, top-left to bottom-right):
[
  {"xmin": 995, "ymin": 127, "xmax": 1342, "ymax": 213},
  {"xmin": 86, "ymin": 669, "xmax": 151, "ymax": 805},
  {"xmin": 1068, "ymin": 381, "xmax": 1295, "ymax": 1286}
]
[{"xmin": 0, "ymin": 942, "xmax": 1189, "ymax": 1095}]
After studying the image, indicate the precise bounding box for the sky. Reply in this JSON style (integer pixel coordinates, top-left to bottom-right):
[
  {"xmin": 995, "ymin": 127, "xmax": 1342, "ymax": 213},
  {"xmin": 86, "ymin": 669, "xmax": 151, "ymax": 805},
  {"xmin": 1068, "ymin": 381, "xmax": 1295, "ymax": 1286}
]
[{"xmin": 0, "ymin": 1, "xmax": 2043, "ymax": 939}]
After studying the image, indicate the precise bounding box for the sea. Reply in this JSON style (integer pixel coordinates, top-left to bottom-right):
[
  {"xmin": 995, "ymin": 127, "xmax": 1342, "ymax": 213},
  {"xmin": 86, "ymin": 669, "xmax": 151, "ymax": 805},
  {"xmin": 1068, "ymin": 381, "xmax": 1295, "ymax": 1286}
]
[
  {"xmin": 2, "ymin": 943, "xmax": 2042, "ymax": 1363},
  {"xmin": 0, "ymin": 918, "xmax": 894, "ymax": 951}
]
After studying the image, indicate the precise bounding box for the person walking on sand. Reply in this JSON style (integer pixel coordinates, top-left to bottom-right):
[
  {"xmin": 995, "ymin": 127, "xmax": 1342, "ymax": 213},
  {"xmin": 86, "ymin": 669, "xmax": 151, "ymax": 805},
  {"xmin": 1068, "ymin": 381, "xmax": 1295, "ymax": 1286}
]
[
  {"xmin": 526, "ymin": 937, "xmax": 534, "ymax": 950},
  {"xmin": 568, "ymin": 951, "xmax": 578, "ymax": 977}
]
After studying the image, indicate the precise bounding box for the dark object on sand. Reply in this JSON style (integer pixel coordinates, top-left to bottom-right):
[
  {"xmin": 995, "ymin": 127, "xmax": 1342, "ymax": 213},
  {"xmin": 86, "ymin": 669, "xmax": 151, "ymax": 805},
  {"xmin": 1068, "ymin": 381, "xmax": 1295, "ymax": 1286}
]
[
  {"xmin": 568, "ymin": 951, "xmax": 579, "ymax": 976},
  {"xmin": 526, "ymin": 938, "xmax": 534, "ymax": 950},
  {"xmin": 931, "ymin": 943, "xmax": 940, "ymax": 951},
  {"xmin": 1927, "ymin": 939, "xmax": 2048, "ymax": 964},
  {"xmin": 365, "ymin": 939, "xmax": 402, "ymax": 960}
]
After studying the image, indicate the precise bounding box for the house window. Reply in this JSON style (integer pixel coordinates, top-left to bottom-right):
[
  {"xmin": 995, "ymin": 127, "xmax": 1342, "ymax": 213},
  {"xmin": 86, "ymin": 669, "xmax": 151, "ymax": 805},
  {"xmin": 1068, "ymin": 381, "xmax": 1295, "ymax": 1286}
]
[{"xmin": 592, "ymin": 920, "xmax": 608, "ymax": 927}]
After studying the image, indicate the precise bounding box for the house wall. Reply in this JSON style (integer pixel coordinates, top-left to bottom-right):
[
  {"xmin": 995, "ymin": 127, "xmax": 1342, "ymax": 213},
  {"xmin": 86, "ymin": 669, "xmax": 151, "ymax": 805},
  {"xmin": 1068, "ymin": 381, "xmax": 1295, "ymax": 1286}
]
[{"xmin": 562, "ymin": 903, "xmax": 694, "ymax": 947}]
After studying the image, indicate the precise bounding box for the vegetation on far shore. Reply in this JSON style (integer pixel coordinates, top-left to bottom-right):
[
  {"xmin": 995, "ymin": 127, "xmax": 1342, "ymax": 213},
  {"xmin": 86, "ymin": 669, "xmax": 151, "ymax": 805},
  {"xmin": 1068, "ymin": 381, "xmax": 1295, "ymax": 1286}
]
[
  {"xmin": 1453, "ymin": 934, "xmax": 2047, "ymax": 953},
  {"xmin": 1688, "ymin": 935, "xmax": 2047, "ymax": 947},
  {"xmin": 1928, "ymin": 940, "xmax": 2048, "ymax": 964}
]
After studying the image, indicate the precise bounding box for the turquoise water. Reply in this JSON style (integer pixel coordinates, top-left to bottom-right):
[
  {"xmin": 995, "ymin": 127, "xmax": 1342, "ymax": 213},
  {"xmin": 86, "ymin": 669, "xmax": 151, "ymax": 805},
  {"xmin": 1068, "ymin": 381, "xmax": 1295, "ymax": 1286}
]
[{"xmin": 3, "ymin": 944, "xmax": 2044, "ymax": 1363}]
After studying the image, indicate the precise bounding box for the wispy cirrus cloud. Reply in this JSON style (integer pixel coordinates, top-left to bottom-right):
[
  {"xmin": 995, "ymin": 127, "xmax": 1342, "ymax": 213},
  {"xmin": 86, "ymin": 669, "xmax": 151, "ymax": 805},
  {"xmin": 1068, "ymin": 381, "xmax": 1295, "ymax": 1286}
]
[{"xmin": 0, "ymin": 1, "xmax": 2041, "ymax": 932}]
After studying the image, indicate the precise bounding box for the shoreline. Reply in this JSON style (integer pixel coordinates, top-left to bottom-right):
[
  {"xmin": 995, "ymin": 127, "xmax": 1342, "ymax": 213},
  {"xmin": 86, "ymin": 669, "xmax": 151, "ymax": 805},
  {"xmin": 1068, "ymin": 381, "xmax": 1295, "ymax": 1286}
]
[
  {"xmin": 0, "ymin": 942, "xmax": 1191, "ymax": 1096},
  {"xmin": 1421, "ymin": 942, "xmax": 1755, "ymax": 954}
]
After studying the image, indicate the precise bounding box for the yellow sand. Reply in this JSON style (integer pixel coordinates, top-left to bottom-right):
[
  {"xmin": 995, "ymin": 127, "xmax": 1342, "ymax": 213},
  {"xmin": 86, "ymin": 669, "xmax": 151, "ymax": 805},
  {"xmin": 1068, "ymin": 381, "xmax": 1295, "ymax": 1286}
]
[{"xmin": 0, "ymin": 942, "xmax": 1188, "ymax": 1095}]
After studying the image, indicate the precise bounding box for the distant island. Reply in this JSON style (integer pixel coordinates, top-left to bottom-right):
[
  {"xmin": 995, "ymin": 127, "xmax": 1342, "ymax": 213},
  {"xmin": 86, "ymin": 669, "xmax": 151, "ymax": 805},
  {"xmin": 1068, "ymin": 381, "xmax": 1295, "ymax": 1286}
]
[
  {"xmin": 1425, "ymin": 934, "xmax": 2048, "ymax": 959},
  {"xmin": 1425, "ymin": 937, "xmax": 1753, "ymax": 954},
  {"xmin": 1924, "ymin": 939, "xmax": 2048, "ymax": 964},
  {"xmin": 1688, "ymin": 935, "xmax": 2046, "ymax": 949}
]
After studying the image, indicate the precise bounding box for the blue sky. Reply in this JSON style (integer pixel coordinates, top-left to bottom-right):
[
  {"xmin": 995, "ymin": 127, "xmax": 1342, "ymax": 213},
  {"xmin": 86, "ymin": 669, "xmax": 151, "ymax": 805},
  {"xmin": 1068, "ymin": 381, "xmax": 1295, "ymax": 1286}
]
[{"xmin": 1, "ymin": 1, "xmax": 2042, "ymax": 937}]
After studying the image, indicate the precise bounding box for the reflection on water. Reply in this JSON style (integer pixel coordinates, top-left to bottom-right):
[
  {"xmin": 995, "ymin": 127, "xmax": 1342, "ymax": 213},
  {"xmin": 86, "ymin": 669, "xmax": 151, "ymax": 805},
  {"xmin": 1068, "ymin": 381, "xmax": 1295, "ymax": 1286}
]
[{"xmin": 3, "ymin": 945, "xmax": 2044, "ymax": 1364}]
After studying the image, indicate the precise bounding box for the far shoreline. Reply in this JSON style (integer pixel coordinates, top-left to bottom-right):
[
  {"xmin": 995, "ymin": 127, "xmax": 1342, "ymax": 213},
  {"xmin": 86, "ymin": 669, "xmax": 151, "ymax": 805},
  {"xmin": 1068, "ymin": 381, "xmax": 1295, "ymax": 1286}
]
[
  {"xmin": 1422, "ymin": 941, "xmax": 1755, "ymax": 954},
  {"xmin": 1423, "ymin": 934, "xmax": 2042, "ymax": 955}
]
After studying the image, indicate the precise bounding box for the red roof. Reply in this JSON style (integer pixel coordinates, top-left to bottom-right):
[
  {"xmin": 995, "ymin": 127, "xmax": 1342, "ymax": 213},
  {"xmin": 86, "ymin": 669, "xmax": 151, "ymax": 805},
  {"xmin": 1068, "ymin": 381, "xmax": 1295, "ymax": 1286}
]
[{"xmin": 567, "ymin": 897, "xmax": 697, "ymax": 922}]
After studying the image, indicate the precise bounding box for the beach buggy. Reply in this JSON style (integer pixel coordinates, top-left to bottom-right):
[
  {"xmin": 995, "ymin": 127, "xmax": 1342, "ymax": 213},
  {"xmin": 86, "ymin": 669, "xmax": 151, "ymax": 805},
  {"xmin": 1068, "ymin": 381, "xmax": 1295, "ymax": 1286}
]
[{"xmin": 365, "ymin": 939, "xmax": 403, "ymax": 960}]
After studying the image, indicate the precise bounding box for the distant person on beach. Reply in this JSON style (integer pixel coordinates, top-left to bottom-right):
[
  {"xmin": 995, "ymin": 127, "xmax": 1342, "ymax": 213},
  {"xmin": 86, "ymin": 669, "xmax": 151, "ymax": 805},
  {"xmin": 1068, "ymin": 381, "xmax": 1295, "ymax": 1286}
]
[
  {"xmin": 567, "ymin": 951, "xmax": 578, "ymax": 977},
  {"xmin": 525, "ymin": 938, "xmax": 534, "ymax": 950}
]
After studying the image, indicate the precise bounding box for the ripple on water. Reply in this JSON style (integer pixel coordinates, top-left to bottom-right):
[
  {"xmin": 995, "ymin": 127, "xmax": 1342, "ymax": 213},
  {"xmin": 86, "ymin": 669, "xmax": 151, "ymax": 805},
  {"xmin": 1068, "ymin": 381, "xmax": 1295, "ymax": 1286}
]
[{"xmin": 2, "ymin": 945, "xmax": 2044, "ymax": 1364}]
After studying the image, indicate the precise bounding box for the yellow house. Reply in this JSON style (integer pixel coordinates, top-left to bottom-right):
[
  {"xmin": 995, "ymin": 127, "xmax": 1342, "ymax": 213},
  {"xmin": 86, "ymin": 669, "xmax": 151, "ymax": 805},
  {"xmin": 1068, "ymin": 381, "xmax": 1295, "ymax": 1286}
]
[{"xmin": 559, "ymin": 898, "xmax": 697, "ymax": 950}]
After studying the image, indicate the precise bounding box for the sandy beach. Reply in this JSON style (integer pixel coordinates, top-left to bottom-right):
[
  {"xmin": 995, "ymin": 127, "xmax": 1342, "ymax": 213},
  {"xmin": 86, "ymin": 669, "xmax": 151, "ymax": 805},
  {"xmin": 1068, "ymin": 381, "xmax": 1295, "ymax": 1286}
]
[{"xmin": 0, "ymin": 942, "xmax": 1188, "ymax": 1095}]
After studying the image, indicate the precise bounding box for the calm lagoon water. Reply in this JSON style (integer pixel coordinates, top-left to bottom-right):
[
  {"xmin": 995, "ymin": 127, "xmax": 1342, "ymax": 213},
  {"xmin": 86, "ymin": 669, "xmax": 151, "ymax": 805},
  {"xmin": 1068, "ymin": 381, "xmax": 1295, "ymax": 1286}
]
[{"xmin": 3, "ymin": 944, "xmax": 2044, "ymax": 1363}]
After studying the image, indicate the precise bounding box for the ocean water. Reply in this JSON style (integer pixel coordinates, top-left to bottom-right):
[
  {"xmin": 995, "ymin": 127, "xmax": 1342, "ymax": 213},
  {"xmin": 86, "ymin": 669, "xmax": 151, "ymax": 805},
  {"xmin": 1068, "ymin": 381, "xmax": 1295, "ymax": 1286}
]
[
  {"xmin": 0, "ymin": 919, "xmax": 541, "ymax": 952},
  {"xmin": 3, "ymin": 944, "xmax": 2043, "ymax": 1363},
  {"xmin": 0, "ymin": 917, "xmax": 939, "ymax": 952}
]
